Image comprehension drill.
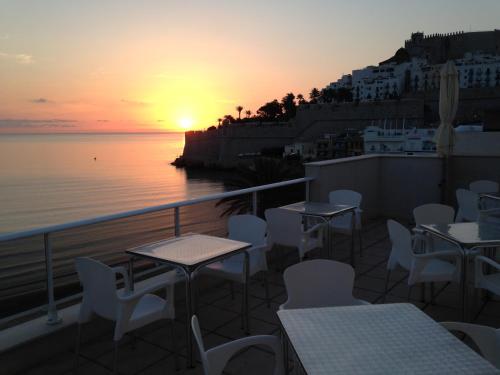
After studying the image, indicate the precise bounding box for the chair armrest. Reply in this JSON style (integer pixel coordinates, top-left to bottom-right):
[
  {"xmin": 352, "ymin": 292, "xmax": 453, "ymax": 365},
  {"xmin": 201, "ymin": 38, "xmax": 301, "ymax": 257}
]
[
  {"xmin": 475, "ymin": 255, "xmax": 500, "ymax": 271},
  {"xmin": 117, "ymin": 282, "xmax": 168, "ymax": 303},
  {"xmin": 303, "ymin": 222, "xmax": 324, "ymax": 235},
  {"xmin": 414, "ymin": 249, "xmax": 461, "ymax": 261},
  {"xmin": 112, "ymin": 266, "xmax": 131, "ymax": 292},
  {"xmin": 206, "ymin": 335, "xmax": 284, "ymax": 375}
]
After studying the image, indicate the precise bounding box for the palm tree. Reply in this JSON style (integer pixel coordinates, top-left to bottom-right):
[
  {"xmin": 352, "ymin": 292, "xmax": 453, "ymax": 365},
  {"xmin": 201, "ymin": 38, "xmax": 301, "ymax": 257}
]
[
  {"xmin": 245, "ymin": 110, "xmax": 252, "ymax": 118},
  {"xmin": 236, "ymin": 105, "xmax": 244, "ymax": 120},
  {"xmin": 216, "ymin": 158, "xmax": 304, "ymax": 217},
  {"xmin": 217, "ymin": 118, "xmax": 222, "ymax": 126},
  {"xmin": 297, "ymin": 94, "xmax": 306, "ymax": 105}
]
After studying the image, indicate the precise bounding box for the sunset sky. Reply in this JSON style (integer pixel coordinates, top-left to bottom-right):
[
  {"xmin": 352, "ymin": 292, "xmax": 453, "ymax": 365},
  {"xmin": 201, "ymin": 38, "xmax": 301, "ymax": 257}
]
[{"xmin": 1, "ymin": 0, "xmax": 499, "ymax": 132}]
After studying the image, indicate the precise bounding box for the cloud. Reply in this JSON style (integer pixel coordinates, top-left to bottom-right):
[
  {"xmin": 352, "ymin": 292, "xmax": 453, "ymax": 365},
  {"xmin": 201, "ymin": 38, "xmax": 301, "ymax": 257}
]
[
  {"xmin": 30, "ymin": 98, "xmax": 51, "ymax": 104},
  {"xmin": 0, "ymin": 119, "xmax": 77, "ymax": 129},
  {"xmin": 0, "ymin": 52, "xmax": 34, "ymax": 64},
  {"xmin": 121, "ymin": 99, "xmax": 150, "ymax": 106}
]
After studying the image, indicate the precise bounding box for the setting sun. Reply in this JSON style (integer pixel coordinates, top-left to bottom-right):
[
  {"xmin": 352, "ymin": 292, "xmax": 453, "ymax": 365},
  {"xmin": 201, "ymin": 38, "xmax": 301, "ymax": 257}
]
[{"xmin": 178, "ymin": 117, "xmax": 194, "ymax": 130}]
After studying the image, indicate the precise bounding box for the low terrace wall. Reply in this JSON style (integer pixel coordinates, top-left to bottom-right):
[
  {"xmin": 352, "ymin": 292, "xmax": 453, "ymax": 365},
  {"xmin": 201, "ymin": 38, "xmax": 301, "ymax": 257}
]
[{"xmin": 306, "ymin": 153, "xmax": 500, "ymax": 221}]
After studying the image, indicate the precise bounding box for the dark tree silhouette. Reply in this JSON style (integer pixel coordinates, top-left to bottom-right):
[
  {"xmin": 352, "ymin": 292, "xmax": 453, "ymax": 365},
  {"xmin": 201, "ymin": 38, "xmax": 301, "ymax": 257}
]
[
  {"xmin": 236, "ymin": 105, "xmax": 244, "ymax": 120},
  {"xmin": 217, "ymin": 118, "xmax": 222, "ymax": 126},
  {"xmin": 216, "ymin": 158, "xmax": 304, "ymax": 217},
  {"xmin": 223, "ymin": 114, "xmax": 235, "ymax": 125},
  {"xmin": 296, "ymin": 94, "xmax": 306, "ymax": 105},
  {"xmin": 257, "ymin": 100, "xmax": 282, "ymax": 120},
  {"xmin": 309, "ymin": 87, "xmax": 320, "ymax": 103},
  {"xmin": 245, "ymin": 110, "xmax": 252, "ymax": 118},
  {"xmin": 281, "ymin": 93, "xmax": 296, "ymax": 119}
]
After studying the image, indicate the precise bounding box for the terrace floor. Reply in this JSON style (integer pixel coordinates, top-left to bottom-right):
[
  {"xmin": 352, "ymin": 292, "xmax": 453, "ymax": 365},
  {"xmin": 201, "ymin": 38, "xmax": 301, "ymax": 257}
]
[{"xmin": 6, "ymin": 218, "xmax": 500, "ymax": 375}]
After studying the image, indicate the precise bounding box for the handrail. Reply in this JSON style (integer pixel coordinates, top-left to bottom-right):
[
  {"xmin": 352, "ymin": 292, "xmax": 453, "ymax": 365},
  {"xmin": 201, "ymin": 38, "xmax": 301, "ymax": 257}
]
[
  {"xmin": 0, "ymin": 175, "xmax": 313, "ymax": 327},
  {"xmin": 0, "ymin": 176, "xmax": 313, "ymax": 242}
]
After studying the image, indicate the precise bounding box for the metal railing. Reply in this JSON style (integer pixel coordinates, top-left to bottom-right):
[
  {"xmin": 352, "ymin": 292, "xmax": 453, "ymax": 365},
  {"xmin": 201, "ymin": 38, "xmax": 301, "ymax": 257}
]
[{"xmin": 0, "ymin": 177, "xmax": 313, "ymax": 326}]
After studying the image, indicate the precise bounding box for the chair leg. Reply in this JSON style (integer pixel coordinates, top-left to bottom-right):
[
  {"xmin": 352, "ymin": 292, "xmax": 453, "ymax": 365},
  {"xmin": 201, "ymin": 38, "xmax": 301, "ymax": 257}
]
[
  {"xmin": 407, "ymin": 285, "xmax": 414, "ymax": 302},
  {"xmin": 430, "ymin": 282, "xmax": 436, "ymax": 305},
  {"xmin": 420, "ymin": 283, "xmax": 426, "ymax": 303},
  {"xmin": 229, "ymin": 281, "xmax": 235, "ymax": 300},
  {"xmin": 263, "ymin": 272, "xmax": 271, "ymax": 308},
  {"xmin": 382, "ymin": 270, "xmax": 391, "ymax": 303},
  {"xmin": 113, "ymin": 340, "xmax": 119, "ymax": 375},
  {"xmin": 358, "ymin": 229, "xmax": 363, "ymax": 257},
  {"xmin": 170, "ymin": 320, "xmax": 180, "ymax": 371},
  {"xmin": 74, "ymin": 323, "xmax": 82, "ymax": 373}
]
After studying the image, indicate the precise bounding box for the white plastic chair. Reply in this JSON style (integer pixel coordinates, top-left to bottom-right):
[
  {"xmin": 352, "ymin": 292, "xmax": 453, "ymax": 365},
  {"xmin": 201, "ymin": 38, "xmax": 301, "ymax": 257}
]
[
  {"xmin": 475, "ymin": 255, "xmax": 500, "ymax": 297},
  {"xmin": 202, "ymin": 215, "xmax": 271, "ymax": 318},
  {"xmin": 280, "ymin": 259, "xmax": 369, "ymax": 309},
  {"xmin": 469, "ymin": 180, "xmax": 499, "ymax": 194},
  {"xmin": 265, "ymin": 208, "xmax": 322, "ymax": 261},
  {"xmin": 456, "ymin": 188, "xmax": 480, "ymax": 222},
  {"xmin": 192, "ymin": 315, "xmax": 284, "ymax": 375},
  {"xmin": 383, "ymin": 220, "xmax": 461, "ymax": 302},
  {"xmin": 441, "ymin": 322, "xmax": 500, "ymax": 369},
  {"xmin": 75, "ymin": 257, "xmax": 176, "ymax": 374},
  {"xmin": 413, "ymin": 203, "xmax": 456, "ymax": 252},
  {"xmin": 328, "ymin": 190, "xmax": 363, "ymax": 256}
]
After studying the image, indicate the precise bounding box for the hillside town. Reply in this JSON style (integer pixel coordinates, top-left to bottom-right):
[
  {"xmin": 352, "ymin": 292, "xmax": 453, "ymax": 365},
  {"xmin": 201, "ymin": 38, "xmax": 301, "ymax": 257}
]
[{"xmin": 177, "ymin": 30, "xmax": 500, "ymax": 168}]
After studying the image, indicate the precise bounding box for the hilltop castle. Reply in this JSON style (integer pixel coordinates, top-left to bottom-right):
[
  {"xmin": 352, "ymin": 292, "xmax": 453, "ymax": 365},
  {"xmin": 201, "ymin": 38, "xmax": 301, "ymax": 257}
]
[{"xmin": 404, "ymin": 30, "xmax": 500, "ymax": 64}]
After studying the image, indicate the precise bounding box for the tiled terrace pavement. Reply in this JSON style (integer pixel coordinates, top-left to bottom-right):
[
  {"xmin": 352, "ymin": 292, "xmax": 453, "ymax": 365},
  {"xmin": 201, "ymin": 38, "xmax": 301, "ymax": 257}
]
[{"xmin": 16, "ymin": 219, "xmax": 500, "ymax": 374}]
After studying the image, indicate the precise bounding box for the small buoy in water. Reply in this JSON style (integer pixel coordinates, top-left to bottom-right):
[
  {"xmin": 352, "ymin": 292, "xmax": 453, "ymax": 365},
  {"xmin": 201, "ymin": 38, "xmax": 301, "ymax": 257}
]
[{"xmin": 94, "ymin": 157, "xmax": 97, "ymax": 161}]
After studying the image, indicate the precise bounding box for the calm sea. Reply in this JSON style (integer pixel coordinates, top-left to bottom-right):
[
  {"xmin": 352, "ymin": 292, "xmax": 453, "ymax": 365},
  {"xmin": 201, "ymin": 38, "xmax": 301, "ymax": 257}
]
[{"xmin": 0, "ymin": 133, "xmax": 227, "ymax": 234}]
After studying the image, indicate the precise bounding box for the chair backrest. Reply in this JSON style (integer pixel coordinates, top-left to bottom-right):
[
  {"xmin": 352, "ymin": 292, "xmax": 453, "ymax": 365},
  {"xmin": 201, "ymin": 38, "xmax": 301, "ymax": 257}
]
[
  {"xmin": 191, "ymin": 316, "xmax": 210, "ymax": 372},
  {"xmin": 456, "ymin": 188, "xmax": 479, "ymax": 222},
  {"xmin": 265, "ymin": 208, "xmax": 302, "ymax": 248},
  {"xmin": 75, "ymin": 257, "xmax": 119, "ymax": 320},
  {"xmin": 386, "ymin": 220, "xmax": 414, "ymax": 271},
  {"xmin": 329, "ymin": 189, "xmax": 362, "ymax": 207},
  {"xmin": 469, "ymin": 180, "xmax": 499, "ymax": 194},
  {"xmin": 441, "ymin": 322, "xmax": 500, "ymax": 369},
  {"xmin": 413, "ymin": 203, "xmax": 455, "ymax": 225},
  {"xmin": 228, "ymin": 214, "xmax": 267, "ymax": 247},
  {"xmin": 281, "ymin": 259, "xmax": 358, "ymax": 309}
]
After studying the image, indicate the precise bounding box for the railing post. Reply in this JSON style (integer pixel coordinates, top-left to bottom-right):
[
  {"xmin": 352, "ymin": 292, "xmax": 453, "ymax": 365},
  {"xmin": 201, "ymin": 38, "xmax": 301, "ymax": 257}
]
[
  {"xmin": 252, "ymin": 191, "xmax": 258, "ymax": 216},
  {"xmin": 44, "ymin": 233, "xmax": 61, "ymax": 325},
  {"xmin": 174, "ymin": 207, "xmax": 180, "ymax": 237},
  {"xmin": 305, "ymin": 180, "xmax": 310, "ymax": 202}
]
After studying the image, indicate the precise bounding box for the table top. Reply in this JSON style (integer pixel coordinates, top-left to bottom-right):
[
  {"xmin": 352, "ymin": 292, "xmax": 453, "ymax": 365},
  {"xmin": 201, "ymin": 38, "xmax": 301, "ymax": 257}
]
[
  {"xmin": 277, "ymin": 303, "xmax": 499, "ymax": 375},
  {"xmin": 280, "ymin": 201, "xmax": 355, "ymax": 218},
  {"xmin": 421, "ymin": 222, "xmax": 500, "ymax": 248},
  {"xmin": 126, "ymin": 234, "xmax": 251, "ymax": 269}
]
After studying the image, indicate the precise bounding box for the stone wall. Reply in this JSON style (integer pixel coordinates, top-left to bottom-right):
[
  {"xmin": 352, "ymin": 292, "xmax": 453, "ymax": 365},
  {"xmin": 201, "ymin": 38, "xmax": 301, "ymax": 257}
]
[{"xmin": 181, "ymin": 87, "xmax": 500, "ymax": 167}]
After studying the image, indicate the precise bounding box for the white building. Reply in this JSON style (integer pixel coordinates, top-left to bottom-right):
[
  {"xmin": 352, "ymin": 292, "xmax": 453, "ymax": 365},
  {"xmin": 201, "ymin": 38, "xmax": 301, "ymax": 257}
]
[
  {"xmin": 327, "ymin": 74, "xmax": 352, "ymax": 90},
  {"xmin": 332, "ymin": 52, "xmax": 500, "ymax": 102},
  {"xmin": 364, "ymin": 123, "xmax": 437, "ymax": 154},
  {"xmin": 283, "ymin": 142, "xmax": 316, "ymax": 160}
]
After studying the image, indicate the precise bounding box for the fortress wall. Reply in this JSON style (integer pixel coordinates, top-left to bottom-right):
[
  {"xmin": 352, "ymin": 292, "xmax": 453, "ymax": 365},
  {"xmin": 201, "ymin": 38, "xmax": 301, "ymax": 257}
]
[
  {"xmin": 406, "ymin": 30, "xmax": 500, "ymax": 63},
  {"xmin": 293, "ymin": 99, "xmax": 425, "ymax": 140}
]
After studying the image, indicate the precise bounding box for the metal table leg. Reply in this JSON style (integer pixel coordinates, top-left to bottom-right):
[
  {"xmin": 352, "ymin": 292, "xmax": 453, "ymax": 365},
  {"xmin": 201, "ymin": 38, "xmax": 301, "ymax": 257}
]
[
  {"xmin": 184, "ymin": 270, "xmax": 194, "ymax": 368},
  {"xmin": 461, "ymin": 250, "xmax": 468, "ymax": 321},
  {"xmin": 350, "ymin": 212, "xmax": 356, "ymax": 267},
  {"xmin": 128, "ymin": 257, "xmax": 135, "ymax": 291},
  {"xmin": 244, "ymin": 251, "xmax": 250, "ymax": 334}
]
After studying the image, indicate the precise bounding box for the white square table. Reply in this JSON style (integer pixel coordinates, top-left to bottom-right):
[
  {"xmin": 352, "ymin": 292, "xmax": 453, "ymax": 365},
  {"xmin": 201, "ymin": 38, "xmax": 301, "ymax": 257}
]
[
  {"xmin": 126, "ymin": 233, "xmax": 251, "ymax": 368},
  {"xmin": 278, "ymin": 303, "xmax": 499, "ymax": 375},
  {"xmin": 420, "ymin": 222, "xmax": 500, "ymax": 320},
  {"xmin": 280, "ymin": 201, "xmax": 357, "ymax": 265}
]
